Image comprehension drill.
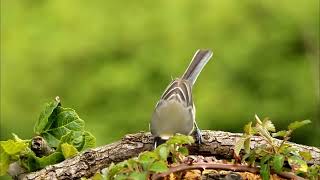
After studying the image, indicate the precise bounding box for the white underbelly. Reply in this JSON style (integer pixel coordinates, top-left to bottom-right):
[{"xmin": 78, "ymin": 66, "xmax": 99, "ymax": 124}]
[{"xmin": 150, "ymin": 99, "xmax": 194, "ymax": 138}]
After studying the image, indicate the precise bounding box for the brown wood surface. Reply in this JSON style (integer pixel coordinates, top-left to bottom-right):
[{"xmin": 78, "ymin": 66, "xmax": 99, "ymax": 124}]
[{"xmin": 18, "ymin": 130, "xmax": 320, "ymax": 180}]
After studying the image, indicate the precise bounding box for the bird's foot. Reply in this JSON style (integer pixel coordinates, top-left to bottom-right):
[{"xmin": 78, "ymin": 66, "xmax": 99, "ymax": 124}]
[{"xmin": 195, "ymin": 128, "xmax": 203, "ymax": 145}]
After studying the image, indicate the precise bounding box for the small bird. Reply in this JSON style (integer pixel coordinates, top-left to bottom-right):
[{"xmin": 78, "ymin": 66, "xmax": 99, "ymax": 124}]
[{"xmin": 150, "ymin": 49, "xmax": 213, "ymax": 147}]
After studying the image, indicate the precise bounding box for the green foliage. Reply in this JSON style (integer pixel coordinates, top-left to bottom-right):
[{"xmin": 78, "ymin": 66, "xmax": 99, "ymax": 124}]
[
  {"xmin": 287, "ymin": 155, "xmax": 308, "ymax": 173},
  {"xmin": 234, "ymin": 115, "xmax": 318, "ymax": 179},
  {"xmin": 272, "ymin": 130, "xmax": 287, "ymax": 138},
  {"xmin": 91, "ymin": 172, "xmax": 104, "ymax": 180},
  {"xmin": 103, "ymin": 134, "xmax": 194, "ymax": 180},
  {"xmin": 307, "ymin": 165, "xmax": 320, "ymax": 180},
  {"xmin": 259, "ymin": 163, "xmax": 270, "ymax": 180},
  {"xmin": 166, "ymin": 134, "xmax": 195, "ymax": 145},
  {"xmin": 35, "ymin": 101, "xmax": 86, "ymax": 148},
  {"xmin": 157, "ymin": 146, "xmax": 169, "ymax": 160},
  {"xmin": 34, "ymin": 97, "xmax": 61, "ymax": 134},
  {"xmin": 61, "ymin": 143, "xmax": 79, "ymax": 158},
  {"xmin": 0, "ymin": 136, "xmax": 29, "ymax": 175},
  {"xmin": 234, "ymin": 137, "xmax": 246, "ymax": 157},
  {"xmin": 0, "ymin": 150, "xmax": 10, "ymax": 175},
  {"xmin": 148, "ymin": 161, "xmax": 168, "ymax": 173},
  {"xmin": 0, "ymin": 98, "xmax": 96, "ymax": 176},
  {"xmin": 272, "ymin": 154, "xmax": 284, "ymax": 173},
  {"xmin": 299, "ymin": 151, "xmax": 312, "ymax": 161},
  {"xmin": 128, "ymin": 172, "xmax": 147, "ymax": 180},
  {"xmin": 58, "ymin": 131, "xmax": 96, "ymax": 152},
  {"xmin": 0, "ymin": 140, "xmax": 28, "ymax": 155},
  {"xmin": 22, "ymin": 152, "xmax": 65, "ymax": 172},
  {"xmin": 288, "ymin": 120, "xmax": 312, "ymax": 131}
]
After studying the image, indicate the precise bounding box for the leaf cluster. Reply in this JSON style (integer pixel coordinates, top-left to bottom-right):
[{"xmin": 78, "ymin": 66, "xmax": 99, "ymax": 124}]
[
  {"xmin": 234, "ymin": 115, "xmax": 318, "ymax": 179},
  {"xmin": 94, "ymin": 134, "xmax": 194, "ymax": 180},
  {"xmin": 0, "ymin": 97, "xmax": 96, "ymax": 176}
]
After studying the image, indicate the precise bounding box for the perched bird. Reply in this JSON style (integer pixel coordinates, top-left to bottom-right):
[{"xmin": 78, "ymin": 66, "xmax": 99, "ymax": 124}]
[{"xmin": 150, "ymin": 49, "xmax": 213, "ymax": 147}]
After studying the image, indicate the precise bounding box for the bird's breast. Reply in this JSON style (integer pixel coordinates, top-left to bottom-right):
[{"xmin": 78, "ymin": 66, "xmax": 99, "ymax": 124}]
[{"xmin": 150, "ymin": 97, "xmax": 194, "ymax": 138}]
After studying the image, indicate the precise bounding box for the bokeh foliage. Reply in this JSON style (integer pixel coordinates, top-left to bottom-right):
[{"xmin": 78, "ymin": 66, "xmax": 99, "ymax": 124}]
[{"xmin": 1, "ymin": 1, "xmax": 319, "ymax": 148}]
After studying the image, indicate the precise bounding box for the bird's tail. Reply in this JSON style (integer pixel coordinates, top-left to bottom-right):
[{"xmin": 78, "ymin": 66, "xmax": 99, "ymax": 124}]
[{"xmin": 181, "ymin": 49, "xmax": 213, "ymax": 85}]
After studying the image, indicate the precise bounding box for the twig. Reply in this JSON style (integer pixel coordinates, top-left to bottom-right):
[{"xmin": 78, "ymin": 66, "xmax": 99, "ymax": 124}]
[{"xmin": 152, "ymin": 163, "xmax": 306, "ymax": 180}]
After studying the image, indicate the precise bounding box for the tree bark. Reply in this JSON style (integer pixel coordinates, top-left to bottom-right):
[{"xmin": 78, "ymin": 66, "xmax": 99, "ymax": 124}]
[{"xmin": 18, "ymin": 130, "xmax": 320, "ymax": 180}]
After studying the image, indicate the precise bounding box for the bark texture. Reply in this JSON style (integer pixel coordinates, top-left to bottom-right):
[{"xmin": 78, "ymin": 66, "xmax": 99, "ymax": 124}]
[{"xmin": 18, "ymin": 130, "xmax": 320, "ymax": 180}]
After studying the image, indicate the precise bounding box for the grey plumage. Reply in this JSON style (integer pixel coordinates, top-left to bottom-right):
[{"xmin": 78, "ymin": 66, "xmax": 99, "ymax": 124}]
[
  {"xmin": 182, "ymin": 50, "xmax": 213, "ymax": 85},
  {"xmin": 150, "ymin": 49, "xmax": 213, "ymax": 147}
]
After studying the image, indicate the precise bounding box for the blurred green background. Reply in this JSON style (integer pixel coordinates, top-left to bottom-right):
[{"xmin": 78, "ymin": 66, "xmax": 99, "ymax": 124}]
[{"xmin": 1, "ymin": 1, "xmax": 319, "ymax": 149}]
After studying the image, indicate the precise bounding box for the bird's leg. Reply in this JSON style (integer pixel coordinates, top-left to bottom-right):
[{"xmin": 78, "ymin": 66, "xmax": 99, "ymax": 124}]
[
  {"xmin": 153, "ymin": 137, "xmax": 166, "ymax": 149},
  {"xmin": 194, "ymin": 121, "xmax": 202, "ymax": 145}
]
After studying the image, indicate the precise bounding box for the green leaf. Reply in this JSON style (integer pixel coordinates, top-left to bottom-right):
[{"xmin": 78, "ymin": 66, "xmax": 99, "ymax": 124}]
[
  {"xmin": 244, "ymin": 122, "xmax": 253, "ymax": 135},
  {"xmin": 41, "ymin": 107, "xmax": 85, "ymax": 148},
  {"xmin": 127, "ymin": 159, "xmax": 139, "ymax": 171},
  {"xmin": 307, "ymin": 165, "xmax": 320, "ymax": 179},
  {"xmin": 255, "ymin": 144, "xmax": 268, "ymax": 155},
  {"xmin": 247, "ymin": 151, "xmax": 257, "ymax": 166},
  {"xmin": 272, "ymin": 130, "xmax": 288, "ymax": 138},
  {"xmin": 106, "ymin": 162, "xmax": 126, "ymax": 179},
  {"xmin": 34, "ymin": 98, "xmax": 95, "ymax": 150},
  {"xmin": 58, "ymin": 131, "xmax": 78, "ymax": 149},
  {"xmin": 0, "ymin": 140, "xmax": 28, "ymax": 155},
  {"xmin": 255, "ymin": 124, "xmax": 273, "ymax": 143},
  {"xmin": 157, "ymin": 145, "xmax": 169, "ymax": 160},
  {"xmin": 129, "ymin": 172, "xmax": 147, "ymax": 180},
  {"xmin": 149, "ymin": 160, "xmax": 168, "ymax": 173},
  {"xmin": 139, "ymin": 151, "xmax": 158, "ymax": 170},
  {"xmin": 61, "ymin": 143, "xmax": 78, "ymax": 158},
  {"xmin": 22, "ymin": 152, "xmax": 64, "ymax": 171},
  {"xmin": 234, "ymin": 137, "xmax": 245, "ymax": 156},
  {"xmin": 260, "ymin": 154, "xmax": 272, "ymax": 164},
  {"xmin": 0, "ymin": 98, "xmax": 97, "ymax": 175},
  {"xmin": 178, "ymin": 146, "xmax": 189, "ymax": 156},
  {"xmin": 35, "ymin": 152, "xmax": 64, "ymax": 170},
  {"xmin": 255, "ymin": 114, "xmax": 262, "ymax": 124},
  {"xmin": 0, "ymin": 150, "xmax": 10, "ymax": 175},
  {"xmin": 278, "ymin": 143, "xmax": 294, "ymax": 155},
  {"xmin": 260, "ymin": 163, "xmax": 270, "ymax": 180},
  {"xmin": 91, "ymin": 172, "xmax": 104, "ymax": 180},
  {"xmin": 114, "ymin": 174, "xmax": 129, "ymax": 180},
  {"xmin": 41, "ymin": 133, "xmax": 61, "ymax": 149},
  {"xmin": 82, "ymin": 131, "xmax": 96, "ymax": 150},
  {"xmin": 299, "ymin": 151, "xmax": 312, "ymax": 161},
  {"xmin": 288, "ymin": 156, "xmax": 308, "ymax": 173},
  {"xmin": 0, "ymin": 138, "xmax": 29, "ymax": 175},
  {"xmin": 59, "ymin": 131, "xmax": 95, "ymax": 152},
  {"xmin": 288, "ymin": 120, "xmax": 311, "ymax": 131},
  {"xmin": 272, "ymin": 154, "xmax": 284, "ymax": 173},
  {"xmin": 34, "ymin": 97, "xmax": 61, "ymax": 134},
  {"xmin": 58, "ymin": 131, "xmax": 96, "ymax": 152},
  {"xmin": 262, "ymin": 119, "xmax": 275, "ymax": 132},
  {"xmin": 244, "ymin": 138, "xmax": 251, "ymax": 154},
  {"xmin": 12, "ymin": 133, "xmax": 24, "ymax": 142},
  {"xmin": 139, "ymin": 151, "xmax": 158, "ymax": 162},
  {"xmin": 166, "ymin": 134, "xmax": 194, "ymax": 145}
]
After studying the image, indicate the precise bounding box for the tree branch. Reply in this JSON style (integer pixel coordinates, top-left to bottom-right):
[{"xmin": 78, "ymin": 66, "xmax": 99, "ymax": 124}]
[{"xmin": 18, "ymin": 130, "xmax": 320, "ymax": 180}]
